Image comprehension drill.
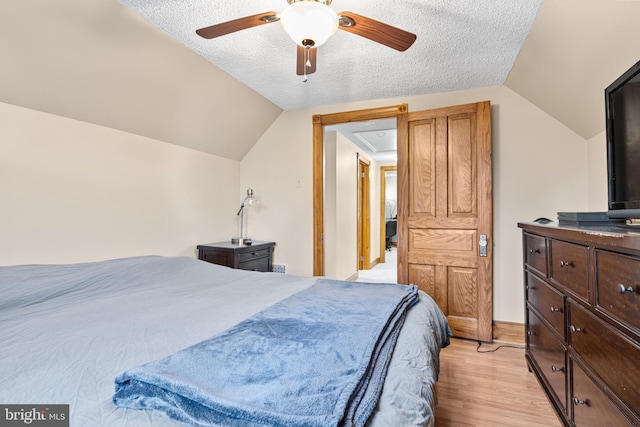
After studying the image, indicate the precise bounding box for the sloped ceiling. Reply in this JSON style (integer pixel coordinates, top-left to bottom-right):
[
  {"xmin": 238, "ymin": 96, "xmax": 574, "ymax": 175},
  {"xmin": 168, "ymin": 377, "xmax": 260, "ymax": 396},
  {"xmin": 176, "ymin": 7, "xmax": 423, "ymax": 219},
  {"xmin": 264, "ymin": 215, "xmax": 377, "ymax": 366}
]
[
  {"xmin": 1, "ymin": 0, "xmax": 640, "ymax": 160},
  {"xmin": 505, "ymin": 0, "xmax": 640, "ymax": 140},
  {"xmin": 0, "ymin": 0, "xmax": 282, "ymax": 161},
  {"xmin": 116, "ymin": 0, "xmax": 542, "ymax": 111}
]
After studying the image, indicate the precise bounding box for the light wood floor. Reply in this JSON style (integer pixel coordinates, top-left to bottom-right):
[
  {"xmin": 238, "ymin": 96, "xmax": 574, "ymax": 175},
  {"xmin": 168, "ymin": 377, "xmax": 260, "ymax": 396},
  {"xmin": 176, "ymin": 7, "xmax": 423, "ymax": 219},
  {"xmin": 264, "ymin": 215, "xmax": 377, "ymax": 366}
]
[{"xmin": 434, "ymin": 338, "xmax": 563, "ymax": 427}]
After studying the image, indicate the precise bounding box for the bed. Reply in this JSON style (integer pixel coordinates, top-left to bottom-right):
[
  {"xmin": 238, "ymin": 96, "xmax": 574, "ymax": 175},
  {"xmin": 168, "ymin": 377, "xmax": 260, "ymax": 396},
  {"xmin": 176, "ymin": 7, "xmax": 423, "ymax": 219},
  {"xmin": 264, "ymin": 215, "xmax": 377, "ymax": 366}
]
[{"xmin": 0, "ymin": 255, "xmax": 451, "ymax": 427}]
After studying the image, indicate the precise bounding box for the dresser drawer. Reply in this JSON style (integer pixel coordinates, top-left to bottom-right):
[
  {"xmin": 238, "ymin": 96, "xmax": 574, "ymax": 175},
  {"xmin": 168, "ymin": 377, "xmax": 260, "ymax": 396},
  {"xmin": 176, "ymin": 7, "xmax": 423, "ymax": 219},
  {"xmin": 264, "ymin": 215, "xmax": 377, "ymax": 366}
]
[
  {"xmin": 524, "ymin": 232, "xmax": 547, "ymax": 276},
  {"xmin": 528, "ymin": 309, "xmax": 567, "ymax": 414},
  {"xmin": 594, "ymin": 249, "xmax": 640, "ymax": 334},
  {"xmin": 569, "ymin": 301, "xmax": 640, "ymax": 414},
  {"xmin": 527, "ymin": 272, "xmax": 565, "ymax": 338},
  {"xmin": 571, "ymin": 359, "xmax": 634, "ymax": 427},
  {"xmin": 238, "ymin": 247, "xmax": 271, "ymax": 263},
  {"xmin": 550, "ymin": 240, "xmax": 589, "ymax": 301}
]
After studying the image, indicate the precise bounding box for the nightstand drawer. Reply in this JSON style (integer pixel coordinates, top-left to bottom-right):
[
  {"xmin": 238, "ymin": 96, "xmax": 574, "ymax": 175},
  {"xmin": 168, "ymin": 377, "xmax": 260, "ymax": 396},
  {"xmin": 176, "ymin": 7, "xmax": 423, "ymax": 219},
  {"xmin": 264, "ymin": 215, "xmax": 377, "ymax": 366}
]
[
  {"xmin": 238, "ymin": 257, "xmax": 270, "ymax": 272},
  {"xmin": 527, "ymin": 272, "xmax": 565, "ymax": 338},
  {"xmin": 550, "ymin": 239, "xmax": 588, "ymax": 301},
  {"xmin": 594, "ymin": 249, "xmax": 640, "ymax": 334},
  {"xmin": 238, "ymin": 248, "xmax": 271, "ymax": 262}
]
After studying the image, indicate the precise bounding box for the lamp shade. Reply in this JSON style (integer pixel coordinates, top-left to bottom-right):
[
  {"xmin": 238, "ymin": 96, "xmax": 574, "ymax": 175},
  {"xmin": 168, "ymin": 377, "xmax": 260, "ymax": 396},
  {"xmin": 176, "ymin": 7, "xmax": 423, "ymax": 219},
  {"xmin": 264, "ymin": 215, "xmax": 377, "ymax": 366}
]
[{"xmin": 280, "ymin": 1, "xmax": 338, "ymax": 47}]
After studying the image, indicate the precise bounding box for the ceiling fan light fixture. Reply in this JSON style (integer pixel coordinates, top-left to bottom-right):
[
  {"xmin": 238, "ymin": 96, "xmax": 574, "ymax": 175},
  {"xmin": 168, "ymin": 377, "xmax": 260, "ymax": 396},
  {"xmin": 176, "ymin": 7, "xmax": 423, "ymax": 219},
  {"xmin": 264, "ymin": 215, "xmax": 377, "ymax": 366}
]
[{"xmin": 280, "ymin": 0, "xmax": 338, "ymax": 48}]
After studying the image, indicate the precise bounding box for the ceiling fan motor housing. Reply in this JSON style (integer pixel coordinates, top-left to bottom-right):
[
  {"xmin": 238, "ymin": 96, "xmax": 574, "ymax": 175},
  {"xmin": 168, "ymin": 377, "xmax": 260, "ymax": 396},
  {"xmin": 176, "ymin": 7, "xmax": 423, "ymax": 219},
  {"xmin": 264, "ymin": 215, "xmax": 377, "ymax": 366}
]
[
  {"xmin": 280, "ymin": 0, "xmax": 339, "ymax": 47},
  {"xmin": 287, "ymin": 0, "xmax": 333, "ymax": 5}
]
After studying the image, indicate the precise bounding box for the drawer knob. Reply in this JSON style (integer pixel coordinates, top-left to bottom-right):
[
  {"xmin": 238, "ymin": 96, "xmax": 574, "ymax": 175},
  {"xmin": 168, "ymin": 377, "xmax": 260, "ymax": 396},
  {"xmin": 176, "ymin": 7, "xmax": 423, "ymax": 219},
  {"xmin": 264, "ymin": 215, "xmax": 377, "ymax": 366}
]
[
  {"xmin": 559, "ymin": 260, "xmax": 573, "ymax": 268},
  {"xmin": 527, "ymin": 330, "xmax": 536, "ymax": 336},
  {"xmin": 617, "ymin": 284, "xmax": 634, "ymax": 294},
  {"xmin": 573, "ymin": 397, "xmax": 588, "ymax": 406},
  {"xmin": 550, "ymin": 306, "xmax": 561, "ymax": 313},
  {"xmin": 529, "ymin": 248, "xmax": 540, "ymax": 254},
  {"xmin": 551, "ymin": 365, "xmax": 564, "ymax": 373},
  {"xmin": 570, "ymin": 325, "xmax": 584, "ymax": 333}
]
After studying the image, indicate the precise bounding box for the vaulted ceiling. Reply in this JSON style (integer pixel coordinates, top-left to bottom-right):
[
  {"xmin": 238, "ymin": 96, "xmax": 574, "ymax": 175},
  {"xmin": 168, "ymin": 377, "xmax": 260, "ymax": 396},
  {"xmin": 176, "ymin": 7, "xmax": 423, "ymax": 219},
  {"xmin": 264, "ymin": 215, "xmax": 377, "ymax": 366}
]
[
  {"xmin": 1, "ymin": 0, "xmax": 640, "ymax": 161},
  {"xmin": 116, "ymin": 0, "xmax": 541, "ymax": 111}
]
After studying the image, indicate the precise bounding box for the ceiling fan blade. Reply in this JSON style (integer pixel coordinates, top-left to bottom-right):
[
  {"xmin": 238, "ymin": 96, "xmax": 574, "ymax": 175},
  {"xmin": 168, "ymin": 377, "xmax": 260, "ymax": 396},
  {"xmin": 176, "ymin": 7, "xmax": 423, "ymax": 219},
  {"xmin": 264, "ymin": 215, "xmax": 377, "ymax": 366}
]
[
  {"xmin": 196, "ymin": 12, "xmax": 280, "ymax": 39},
  {"xmin": 337, "ymin": 11, "xmax": 417, "ymax": 52},
  {"xmin": 296, "ymin": 46, "xmax": 317, "ymax": 76}
]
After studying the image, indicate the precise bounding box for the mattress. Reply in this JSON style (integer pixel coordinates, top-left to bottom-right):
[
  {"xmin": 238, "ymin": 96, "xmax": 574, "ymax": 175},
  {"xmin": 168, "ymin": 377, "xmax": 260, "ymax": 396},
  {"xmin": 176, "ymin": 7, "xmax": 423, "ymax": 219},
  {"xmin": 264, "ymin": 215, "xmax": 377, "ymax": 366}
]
[{"xmin": 0, "ymin": 256, "xmax": 450, "ymax": 426}]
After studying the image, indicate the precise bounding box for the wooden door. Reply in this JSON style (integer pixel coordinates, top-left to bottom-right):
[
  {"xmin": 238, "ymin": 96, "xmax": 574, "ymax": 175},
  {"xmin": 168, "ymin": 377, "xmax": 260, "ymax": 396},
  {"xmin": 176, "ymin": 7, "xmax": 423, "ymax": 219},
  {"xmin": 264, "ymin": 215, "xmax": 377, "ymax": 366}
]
[{"xmin": 397, "ymin": 101, "xmax": 493, "ymax": 341}]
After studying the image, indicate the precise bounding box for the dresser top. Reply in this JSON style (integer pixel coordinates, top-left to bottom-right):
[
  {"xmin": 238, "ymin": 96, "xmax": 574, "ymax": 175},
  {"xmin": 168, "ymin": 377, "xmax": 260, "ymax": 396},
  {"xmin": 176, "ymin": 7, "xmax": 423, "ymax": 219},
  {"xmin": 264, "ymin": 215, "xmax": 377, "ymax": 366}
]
[{"xmin": 518, "ymin": 221, "xmax": 640, "ymax": 254}]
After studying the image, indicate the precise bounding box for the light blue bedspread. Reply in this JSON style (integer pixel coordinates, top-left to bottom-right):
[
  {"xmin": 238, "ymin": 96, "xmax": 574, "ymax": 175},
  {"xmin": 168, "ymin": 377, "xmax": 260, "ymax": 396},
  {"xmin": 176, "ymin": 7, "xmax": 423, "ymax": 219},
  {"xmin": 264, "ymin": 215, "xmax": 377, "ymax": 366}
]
[{"xmin": 113, "ymin": 279, "xmax": 419, "ymax": 427}]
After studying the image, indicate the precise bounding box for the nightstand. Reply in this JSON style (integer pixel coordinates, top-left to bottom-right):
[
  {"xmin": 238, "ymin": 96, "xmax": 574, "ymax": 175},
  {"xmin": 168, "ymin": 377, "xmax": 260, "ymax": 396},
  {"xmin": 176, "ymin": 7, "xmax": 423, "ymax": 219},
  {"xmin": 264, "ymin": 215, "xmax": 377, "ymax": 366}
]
[{"xmin": 196, "ymin": 241, "xmax": 275, "ymax": 272}]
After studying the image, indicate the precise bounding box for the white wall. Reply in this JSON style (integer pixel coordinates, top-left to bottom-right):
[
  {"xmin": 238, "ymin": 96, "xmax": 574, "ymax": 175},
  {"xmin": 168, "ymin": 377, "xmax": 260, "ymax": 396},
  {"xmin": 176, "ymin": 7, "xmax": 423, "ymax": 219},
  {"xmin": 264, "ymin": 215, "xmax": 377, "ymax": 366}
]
[
  {"xmin": 0, "ymin": 102, "xmax": 239, "ymax": 265},
  {"xmin": 241, "ymin": 86, "xmax": 589, "ymax": 323},
  {"xmin": 587, "ymin": 130, "xmax": 609, "ymax": 211},
  {"xmin": 334, "ymin": 133, "xmax": 359, "ymax": 279},
  {"xmin": 323, "ymin": 131, "xmax": 338, "ymax": 278}
]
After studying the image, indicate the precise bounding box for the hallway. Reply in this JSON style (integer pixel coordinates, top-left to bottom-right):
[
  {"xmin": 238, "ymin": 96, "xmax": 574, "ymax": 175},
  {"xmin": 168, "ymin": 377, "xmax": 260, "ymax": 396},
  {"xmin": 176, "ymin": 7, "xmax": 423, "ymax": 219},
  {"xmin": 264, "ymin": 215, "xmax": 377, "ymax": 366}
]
[{"xmin": 356, "ymin": 247, "xmax": 397, "ymax": 284}]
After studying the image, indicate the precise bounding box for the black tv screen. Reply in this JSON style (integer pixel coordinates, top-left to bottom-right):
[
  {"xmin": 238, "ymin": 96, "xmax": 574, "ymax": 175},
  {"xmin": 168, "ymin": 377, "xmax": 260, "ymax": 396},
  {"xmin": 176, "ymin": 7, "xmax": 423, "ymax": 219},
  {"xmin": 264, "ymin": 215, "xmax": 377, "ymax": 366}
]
[{"xmin": 606, "ymin": 60, "xmax": 640, "ymax": 219}]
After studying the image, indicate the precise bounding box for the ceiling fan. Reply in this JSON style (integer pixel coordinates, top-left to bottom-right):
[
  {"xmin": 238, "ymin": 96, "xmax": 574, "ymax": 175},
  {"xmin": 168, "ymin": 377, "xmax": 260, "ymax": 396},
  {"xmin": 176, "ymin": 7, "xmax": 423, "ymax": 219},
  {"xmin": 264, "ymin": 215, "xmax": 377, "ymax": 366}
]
[{"xmin": 195, "ymin": 0, "xmax": 417, "ymax": 81}]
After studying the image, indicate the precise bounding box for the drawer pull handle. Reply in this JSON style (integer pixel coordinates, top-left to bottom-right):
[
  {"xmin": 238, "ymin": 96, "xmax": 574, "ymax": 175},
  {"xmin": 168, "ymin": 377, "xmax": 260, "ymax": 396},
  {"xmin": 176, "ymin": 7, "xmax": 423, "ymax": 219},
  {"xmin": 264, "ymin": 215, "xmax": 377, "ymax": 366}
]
[
  {"xmin": 550, "ymin": 306, "xmax": 561, "ymax": 313},
  {"xmin": 573, "ymin": 397, "xmax": 588, "ymax": 406},
  {"xmin": 551, "ymin": 365, "xmax": 564, "ymax": 373},
  {"xmin": 529, "ymin": 249, "xmax": 540, "ymax": 254},
  {"xmin": 617, "ymin": 284, "xmax": 634, "ymax": 294},
  {"xmin": 559, "ymin": 260, "xmax": 573, "ymax": 268},
  {"xmin": 570, "ymin": 325, "xmax": 584, "ymax": 333},
  {"xmin": 527, "ymin": 330, "xmax": 536, "ymax": 336}
]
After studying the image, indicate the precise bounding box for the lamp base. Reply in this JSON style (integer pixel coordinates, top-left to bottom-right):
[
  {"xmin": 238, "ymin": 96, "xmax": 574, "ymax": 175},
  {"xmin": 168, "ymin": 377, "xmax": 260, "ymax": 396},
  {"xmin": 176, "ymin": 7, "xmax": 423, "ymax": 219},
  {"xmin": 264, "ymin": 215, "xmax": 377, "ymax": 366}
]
[{"xmin": 231, "ymin": 237, "xmax": 252, "ymax": 245}]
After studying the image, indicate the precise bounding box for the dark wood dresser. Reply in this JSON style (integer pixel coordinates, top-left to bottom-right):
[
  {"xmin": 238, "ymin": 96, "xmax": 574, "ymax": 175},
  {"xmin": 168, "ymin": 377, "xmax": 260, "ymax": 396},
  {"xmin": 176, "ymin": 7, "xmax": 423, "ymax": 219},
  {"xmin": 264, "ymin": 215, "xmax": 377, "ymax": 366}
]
[
  {"xmin": 197, "ymin": 241, "xmax": 275, "ymax": 272},
  {"xmin": 518, "ymin": 222, "xmax": 640, "ymax": 427}
]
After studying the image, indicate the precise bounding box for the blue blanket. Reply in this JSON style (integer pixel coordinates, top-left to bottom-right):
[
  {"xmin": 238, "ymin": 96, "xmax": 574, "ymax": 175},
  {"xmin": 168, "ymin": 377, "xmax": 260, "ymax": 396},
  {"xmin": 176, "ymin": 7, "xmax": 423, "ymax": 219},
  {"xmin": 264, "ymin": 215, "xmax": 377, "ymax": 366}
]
[{"xmin": 113, "ymin": 279, "xmax": 418, "ymax": 427}]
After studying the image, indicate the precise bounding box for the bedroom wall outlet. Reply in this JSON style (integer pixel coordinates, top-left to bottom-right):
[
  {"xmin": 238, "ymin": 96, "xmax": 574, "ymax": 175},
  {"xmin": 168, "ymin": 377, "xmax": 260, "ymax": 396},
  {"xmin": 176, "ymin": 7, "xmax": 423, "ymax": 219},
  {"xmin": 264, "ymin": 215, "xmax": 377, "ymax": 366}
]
[{"xmin": 273, "ymin": 264, "xmax": 286, "ymax": 274}]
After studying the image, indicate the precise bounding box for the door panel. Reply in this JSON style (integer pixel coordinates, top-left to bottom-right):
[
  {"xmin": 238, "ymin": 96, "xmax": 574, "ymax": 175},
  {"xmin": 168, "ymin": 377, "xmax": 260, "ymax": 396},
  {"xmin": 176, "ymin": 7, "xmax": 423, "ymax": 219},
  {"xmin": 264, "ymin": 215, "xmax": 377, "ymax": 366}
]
[
  {"xmin": 409, "ymin": 119, "xmax": 437, "ymax": 217},
  {"xmin": 448, "ymin": 267, "xmax": 477, "ymax": 318},
  {"xmin": 399, "ymin": 101, "xmax": 493, "ymax": 341},
  {"xmin": 448, "ymin": 114, "xmax": 477, "ymax": 216}
]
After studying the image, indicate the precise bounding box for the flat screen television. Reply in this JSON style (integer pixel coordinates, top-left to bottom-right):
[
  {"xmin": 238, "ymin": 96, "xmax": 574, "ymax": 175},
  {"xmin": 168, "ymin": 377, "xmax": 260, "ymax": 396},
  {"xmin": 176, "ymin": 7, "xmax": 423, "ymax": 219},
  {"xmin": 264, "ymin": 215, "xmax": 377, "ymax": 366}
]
[{"xmin": 606, "ymin": 59, "xmax": 640, "ymax": 222}]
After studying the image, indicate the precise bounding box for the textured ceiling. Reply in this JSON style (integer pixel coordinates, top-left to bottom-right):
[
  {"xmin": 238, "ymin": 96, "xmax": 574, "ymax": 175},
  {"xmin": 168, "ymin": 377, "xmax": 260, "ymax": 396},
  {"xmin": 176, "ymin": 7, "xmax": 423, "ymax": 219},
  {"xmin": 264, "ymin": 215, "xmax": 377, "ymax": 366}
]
[
  {"xmin": 4, "ymin": 1, "xmax": 637, "ymax": 162},
  {"xmin": 117, "ymin": 0, "xmax": 543, "ymax": 110},
  {"xmin": 327, "ymin": 119, "xmax": 397, "ymax": 163}
]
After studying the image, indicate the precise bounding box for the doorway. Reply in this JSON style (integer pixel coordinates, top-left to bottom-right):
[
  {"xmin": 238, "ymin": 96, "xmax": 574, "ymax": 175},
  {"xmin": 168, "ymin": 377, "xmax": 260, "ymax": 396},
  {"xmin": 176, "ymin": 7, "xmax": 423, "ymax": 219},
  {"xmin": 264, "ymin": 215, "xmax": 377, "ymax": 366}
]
[
  {"xmin": 312, "ymin": 104, "xmax": 408, "ymax": 277},
  {"xmin": 379, "ymin": 166, "xmax": 397, "ymax": 264},
  {"xmin": 313, "ymin": 101, "xmax": 494, "ymax": 342}
]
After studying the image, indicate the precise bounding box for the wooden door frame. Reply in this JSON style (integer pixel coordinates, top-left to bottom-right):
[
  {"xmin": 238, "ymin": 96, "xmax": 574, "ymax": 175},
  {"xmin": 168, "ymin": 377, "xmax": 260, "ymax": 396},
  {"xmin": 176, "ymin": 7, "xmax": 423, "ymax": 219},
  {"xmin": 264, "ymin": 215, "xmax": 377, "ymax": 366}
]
[
  {"xmin": 313, "ymin": 104, "xmax": 409, "ymax": 276},
  {"xmin": 358, "ymin": 158, "xmax": 371, "ymax": 271},
  {"xmin": 379, "ymin": 165, "xmax": 397, "ymax": 264}
]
